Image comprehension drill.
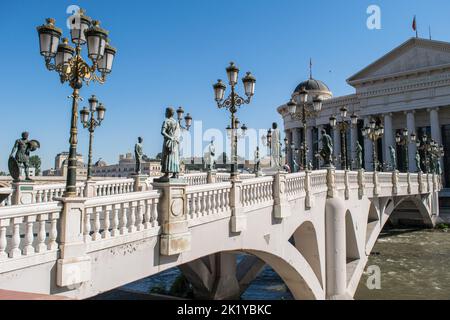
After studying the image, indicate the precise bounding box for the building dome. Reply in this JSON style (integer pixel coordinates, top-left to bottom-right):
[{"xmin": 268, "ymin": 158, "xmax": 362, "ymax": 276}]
[{"xmin": 294, "ymin": 78, "xmax": 330, "ymax": 93}]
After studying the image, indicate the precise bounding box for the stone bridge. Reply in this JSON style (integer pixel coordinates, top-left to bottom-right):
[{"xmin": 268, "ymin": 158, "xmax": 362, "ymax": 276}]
[{"xmin": 0, "ymin": 169, "xmax": 441, "ymax": 300}]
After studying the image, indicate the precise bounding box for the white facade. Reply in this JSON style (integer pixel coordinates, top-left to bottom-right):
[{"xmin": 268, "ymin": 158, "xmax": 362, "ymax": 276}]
[
  {"xmin": 92, "ymin": 153, "xmax": 162, "ymax": 178},
  {"xmin": 278, "ymin": 38, "xmax": 450, "ymax": 202}
]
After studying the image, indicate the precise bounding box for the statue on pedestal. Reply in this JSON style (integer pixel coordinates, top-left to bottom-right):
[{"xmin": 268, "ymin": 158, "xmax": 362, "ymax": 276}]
[
  {"xmin": 9, "ymin": 132, "xmax": 40, "ymax": 182},
  {"xmin": 389, "ymin": 146, "xmax": 397, "ymax": 171},
  {"xmin": 355, "ymin": 142, "xmax": 363, "ymax": 170},
  {"xmin": 208, "ymin": 139, "xmax": 216, "ymax": 171},
  {"xmin": 319, "ymin": 129, "xmax": 334, "ymax": 168},
  {"xmin": 135, "ymin": 137, "xmax": 144, "ymax": 174},
  {"xmin": 271, "ymin": 122, "xmax": 281, "ymax": 168},
  {"xmin": 159, "ymin": 107, "xmax": 181, "ymax": 181},
  {"xmin": 254, "ymin": 146, "xmax": 261, "ymax": 174},
  {"xmin": 415, "ymin": 151, "xmax": 422, "ymax": 173}
]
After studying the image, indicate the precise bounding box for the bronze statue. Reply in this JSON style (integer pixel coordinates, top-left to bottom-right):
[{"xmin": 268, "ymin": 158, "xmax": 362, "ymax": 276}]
[
  {"xmin": 319, "ymin": 129, "xmax": 334, "ymax": 168},
  {"xmin": 389, "ymin": 145, "xmax": 397, "ymax": 171},
  {"xmin": 355, "ymin": 141, "xmax": 363, "ymax": 170},
  {"xmin": 159, "ymin": 107, "xmax": 181, "ymax": 180},
  {"xmin": 135, "ymin": 137, "xmax": 144, "ymax": 174},
  {"xmin": 9, "ymin": 132, "xmax": 40, "ymax": 182},
  {"xmin": 254, "ymin": 146, "xmax": 261, "ymax": 174},
  {"xmin": 415, "ymin": 151, "xmax": 422, "ymax": 173}
]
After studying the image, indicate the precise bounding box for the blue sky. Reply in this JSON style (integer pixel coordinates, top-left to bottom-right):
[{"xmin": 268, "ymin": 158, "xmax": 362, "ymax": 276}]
[{"xmin": 1, "ymin": 0, "xmax": 450, "ymax": 172}]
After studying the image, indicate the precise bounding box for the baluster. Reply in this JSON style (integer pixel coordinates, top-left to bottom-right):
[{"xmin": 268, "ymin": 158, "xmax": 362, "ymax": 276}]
[
  {"xmin": 103, "ymin": 205, "xmax": 111, "ymax": 238},
  {"xmin": 144, "ymin": 199, "xmax": 151, "ymax": 228},
  {"xmin": 48, "ymin": 212, "xmax": 59, "ymax": 251},
  {"xmin": 151, "ymin": 198, "xmax": 159, "ymax": 227},
  {"xmin": 111, "ymin": 204, "xmax": 120, "ymax": 237},
  {"xmin": 120, "ymin": 203, "xmax": 129, "ymax": 234},
  {"xmin": 0, "ymin": 219, "xmax": 8, "ymax": 260},
  {"xmin": 84, "ymin": 208, "xmax": 92, "ymax": 242},
  {"xmin": 93, "ymin": 207, "xmax": 101, "ymax": 240},
  {"xmin": 187, "ymin": 194, "xmax": 193, "ymax": 219},
  {"xmin": 193, "ymin": 193, "xmax": 199, "ymax": 218},
  {"xmin": 9, "ymin": 217, "xmax": 23, "ymax": 258},
  {"xmin": 36, "ymin": 214, "xmax": 48, "ymax": 253},
  {"xmin": 136, "ymin": 201, "xmax": 144, "ymax": 231},
  {"xmin": 23, "ymin": 215, "xmax": 36, "ymax": 255},
  {"xmin": 218, "ymin": 189, "xmax": 224, "ymax": 213},
  {"xmin": 128, "ymin": 202, "xmax": 137, "ymax": 233}
]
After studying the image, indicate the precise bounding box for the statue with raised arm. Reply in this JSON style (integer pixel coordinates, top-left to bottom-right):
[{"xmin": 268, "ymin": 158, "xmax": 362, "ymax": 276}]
[
  {"xmin": 135, "ymin": 137, "xmax": 144, "ymax": 174},
  {"xmin": 415, "ymin": 151, "xmax": 422, "ymax": 173},
  {"xmin": 159, "ymin": 107, "xmax": 181, "ymax": 181},
  {"xmin": 208, "ymin": 139, "xmax": 216, "ymax": 171},
  {"xmin": 389, "ymin": 145, "xmax": 397, "ymax": 171},
  {"xmin": 319, "ymin": 129, "xmax": 334, "ymax": 168},
  {"xmin": 9, "ymin": 132, "xmax": 40, "ymax": 182},
  {"xmin": 355, "ymin": 141, "xmax": 363, "ymax": 170}
]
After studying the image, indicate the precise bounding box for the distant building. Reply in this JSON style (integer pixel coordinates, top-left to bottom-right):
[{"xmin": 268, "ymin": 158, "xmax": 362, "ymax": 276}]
[
  {"xmin": 43, "ymin": 152, "xmax": 87, "ymax": 177},
  {"xmin": 91, "ymin": 153, "xmax": 162, "ymax": 178}
]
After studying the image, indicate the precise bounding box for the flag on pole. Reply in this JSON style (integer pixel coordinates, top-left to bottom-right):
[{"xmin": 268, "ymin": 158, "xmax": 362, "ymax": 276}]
[{"xmin": 412, "ymin": 15, "xmax": 418, "ymax": 38}]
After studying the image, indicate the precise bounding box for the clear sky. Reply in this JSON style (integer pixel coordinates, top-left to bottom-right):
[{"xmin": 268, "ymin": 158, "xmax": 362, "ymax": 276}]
[{"xmin": 1, "ymin": 0, "xmax": 450, "ymax": 172}]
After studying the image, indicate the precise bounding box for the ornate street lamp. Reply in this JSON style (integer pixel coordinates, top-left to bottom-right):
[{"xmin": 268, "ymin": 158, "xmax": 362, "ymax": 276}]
[
  {"xmin": 176, "ymin": 106, "xmax": 193, "ymax": 130},
  {"xmin": 213, "ymin": 62, "xmax": 255, "ymax": 178},
  {"xmin": 329, "ymin": 107, "xmax": 358, "ymax": 170},
  {"xmin": 395, "ymin": 128, "xmax": 416, "ymax": 172},
  {"xmin": 362, "ymin": 119, "xmax": 384, "ymax": 172},
  {"xmin": 37, "ymin": 9, "xmax": 116, "ymax": 196},
  {"xmin": 80, "ymin": 95, "xmax": 106, "ymax": 180},
  {"xmin": 286, "ymin": 87, "xmax": 323, "ymax": 170},
  {"xmin": 417, "ymin": 136, "xmax": 444, "ymax": 174}
]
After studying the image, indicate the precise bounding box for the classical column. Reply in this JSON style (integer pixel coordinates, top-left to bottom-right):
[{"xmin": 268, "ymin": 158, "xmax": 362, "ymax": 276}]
[
  {"xmin": 317, "ymin": 125, "xmax": 324, "ymax": 169},
  {"xmin": 429, "ymin": 108, "xmax": 442, "ymax": 145},
  {"xmin": 306, "ymin": 127, "xmax": 314, "ymax": 165},
  {"xmin": 384, "ymin": 113, "xmax": 394, "ymax": 169},
  {"xmin": 364, "ymin": 117, "xmax": 373, "ymax": 171},
  {"xmin": 406, "ymin": 111, "xmax": 417, "ymax": 172},
  {"xmin": 285, "ymin": 130, "xmax": 292, "ymax": 169},
  {"xmin": 333, "ymin": 126, "xmax": 341, "ymax": 170}
]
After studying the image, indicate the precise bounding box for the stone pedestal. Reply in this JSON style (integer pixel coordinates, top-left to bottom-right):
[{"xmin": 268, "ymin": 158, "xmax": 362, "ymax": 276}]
[
  {"xmin": 326, "ymin": 168, "xmax": 336, "ymax": 199},
  {"xmin": 357, "ymin": 169, "xmax": 365, "ymax": 199},
  {"xmin": 207, "ymin": 170, "xmax": 217, "ymax": 184},
  {"xmin": 56, "ymin": 197, "xmax": 91, "ymax": 288},
  {"xmin": 12, "ymin": 181, "xmax": 36, "ymax": 205},
  {"xmin": 392, "ymin": 170, "xmax": 399, "ymax": 195},
  {"xmin": 273, "ymin": 172, "xmax": 289, "ymax": 219},
  {"xmin": 152, "ymin": 180, "xmax": 190, "ymax": 256},
  {"xmin": 83, "ymin": 180, "xmax": 96, "ymax": 198},
  {"xmin": 230, "ymin": 179, "xmax": 246, "ymax": 233},
  {"xmin": 132, "ymin": 174, "xmax": 150, "ymax": 192},
  {"xmin": 373, "ymin": 172, "xmax": 380, "ymax": 196}
]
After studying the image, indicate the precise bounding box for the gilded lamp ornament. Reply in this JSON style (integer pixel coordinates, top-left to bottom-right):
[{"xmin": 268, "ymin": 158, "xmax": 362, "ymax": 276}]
[{"xmin": 37, "ymin": 9, "xmax": 116, "ymax": 196}]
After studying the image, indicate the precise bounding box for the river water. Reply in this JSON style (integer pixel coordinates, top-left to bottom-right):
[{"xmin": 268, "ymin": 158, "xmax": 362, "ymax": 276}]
[{"xmin": 112, "ymin": 228, "xmax": 450, "ymax": 300}]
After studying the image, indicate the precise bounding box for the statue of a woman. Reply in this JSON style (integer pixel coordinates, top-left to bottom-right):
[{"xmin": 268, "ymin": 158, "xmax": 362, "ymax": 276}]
[
  {"xmin": 160, "ymin": 107, "xmax": 181, "ymax": 180},
  {"xmin": 415, "ymin": 151, "xmax": 422, "ymax": 173},
  {"xmin": 389, "ymin": 145, "xmax": 397, "ymax": 171},
  {"xmin": 320, "ymin": 129, "xmax": 334, "ymax": 168}
]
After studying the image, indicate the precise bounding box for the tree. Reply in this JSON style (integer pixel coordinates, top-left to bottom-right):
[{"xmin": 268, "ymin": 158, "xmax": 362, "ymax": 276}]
[{"xmin": 29, "ymin": 155, "xmax": 42, "ymax": 176}]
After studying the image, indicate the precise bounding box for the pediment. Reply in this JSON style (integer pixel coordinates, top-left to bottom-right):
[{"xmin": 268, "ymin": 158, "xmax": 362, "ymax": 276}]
[{"xmin": 347, "ymin": 38, "xmax": 450, "ymax": 84}]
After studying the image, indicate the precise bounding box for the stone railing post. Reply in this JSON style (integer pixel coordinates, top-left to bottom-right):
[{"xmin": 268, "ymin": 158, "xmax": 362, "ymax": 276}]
[
  {"xmin": 344, "ymin": 170, "xmax": 350, "ymax": 200},
  {"xmin": 83, "ymin": 180, "xmax": 96, "ymax": 198},
  {"xmin": 426, "ymin": 173, "xmax": 431, "ymax": 193},
  {"xmin": 327, "ymin": 168, "xmax": 336, "ymax": 199},
  {"xmin": 152, "ymin": 180, "xmax": 190, "ymax": 256},
  {"xmin": 230, "ymin": 179, "xmax": 246, "ymax": 233},
  {"xmin": 132, "ymin": 174, "xmax": 150, "ymax": 192},
  {"xmin": 305, "ymin": 170, "xmax": 312, "ymax": 209},
  {"xmin": 357, "ymin": 169, "xmax": 365, "ymax": 199},
  {"xmin": 432, "ymin": 173, "xmax": 438, "ymax": 193},
  {"xmin": 392, "ymin": 170, "xmax": 399, "ymax": 195},
  {"xmin": 407, "ymin": 173, "xmax": 412, "ymax": 194},
  {"xmin": 418, "ymin": 172, "xmax": 424, "ymax": 194},
  {"xmin": 11, "ymin": 181, "xmax": 36, "ymax": 205},
  {"xmin": 207, "ymin": 170, "xmax": 217, "ymax": 184},
  {"xmin": 56, "ymin": 197, "xmax": 91, "ymax": 288},
  {"xmin": 273, "ymin": 172, "xmax": 289, "ymax": 219},
  {"xmin": 373, "ymin": 172, "xmax": 380, "ymax": 197}
]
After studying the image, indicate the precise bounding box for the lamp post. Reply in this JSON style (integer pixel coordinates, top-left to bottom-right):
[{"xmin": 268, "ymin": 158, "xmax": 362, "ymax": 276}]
[
  {"xmin": 329, "ymin": 107, "xmax": 358, "ymax": 170},
  {"xmin": 362, "ymin": 119, "xmax": 384, "ymax": 172},
  {"xmin": 80, "ymin": 95, "xmax": 106, "ymax": 180},
  {"xmin": 37, "ymin": 9, "xmax": 116, "ymax": 197},
  {"xmin": 286, "ymin": 88, "xmax": 323, "ymax": 170},
  {"xmin": 395, "ymin": 129, "xmax": 416, "ymax": 172},
  {"xmin": 226, "ymin": 119, "xmax": 247, "ymax": 173},
  {"xmin": 213, "ymin": 62, "xmax": 255, "ymax": 179}
]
